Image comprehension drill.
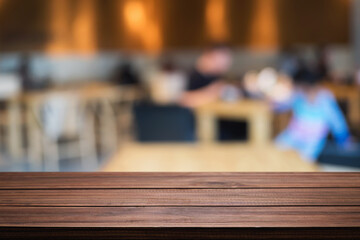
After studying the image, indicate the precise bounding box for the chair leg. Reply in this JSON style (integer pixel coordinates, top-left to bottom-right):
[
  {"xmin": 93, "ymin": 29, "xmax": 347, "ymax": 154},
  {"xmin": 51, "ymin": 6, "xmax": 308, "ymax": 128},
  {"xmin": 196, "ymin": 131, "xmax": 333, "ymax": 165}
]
[
  {"xmin": 43, "ymin": 137, "xmax": 59, "ymax": 172},
  {"xmin": 123, "ymin": 102, "xmax": 135, "ymax": 142},
  {"xmin": 99, "ymin": 99, "xmax": 118, "ymax": 155},
  {"xmin": 7, "ymin": 100, "xmax": 24, "ymax": 160},
  {"xmin": 26, "ymin": 107, "xmax": 43, "ymax": 171},
  {"xmin": 80, "ymin": 112, "xmax": 97, "ymax": 171}
]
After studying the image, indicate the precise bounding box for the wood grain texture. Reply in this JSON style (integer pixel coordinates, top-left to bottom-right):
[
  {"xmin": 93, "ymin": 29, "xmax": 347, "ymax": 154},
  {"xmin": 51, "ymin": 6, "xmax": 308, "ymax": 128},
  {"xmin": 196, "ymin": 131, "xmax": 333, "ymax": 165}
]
[
  {"xmin": 1, "ymin": 227, "xmax": 359, "ymax": 240},
  {"xmin": 0, "ymin": 188, "xmax": 359, "ymax": 207},
  {"xmin": 0, "ymin": 173, "xmax": 359, "ymax": 239},
  {"xmin": 1, "ymin": 172, "xmax": 359, "ymax": 189},
  {"xmin": 1, "ymin": 206, "xmax": 360, "ymax": 228}
]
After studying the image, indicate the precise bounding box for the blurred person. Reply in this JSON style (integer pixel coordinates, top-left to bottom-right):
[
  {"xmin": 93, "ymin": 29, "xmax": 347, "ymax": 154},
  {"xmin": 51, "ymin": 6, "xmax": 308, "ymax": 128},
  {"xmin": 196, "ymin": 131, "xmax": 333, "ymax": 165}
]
[
  {"xmin": 243, "ymin": 68, "xmax": 293, "ymax": 103},
  {"xmin": 180, "ymin": 44, "xmax": 248, "ymax": 141},
  {"xmin": 274, "ymin": 67, "xmax": 351, "ymax": 162},
  {"xmin": 112, "ymin": 59, "xmax": 140, "ymax": 86},
  {"xmin": 134, "ymin": 58, "xmax": 194, "ymax": 142},
  {"xmin": 180, "ymin": 43, "xmax": 232, "ymax": 108},
  {"xmin": 242, "ymin": 70, "xmax": 262, "ymax": 99},
  {"xmin": 314, "ymin": 45, "xmax": 330, "ymax": 80},
  {"xmin": 279, "ymin": 47, "xmax": 300, "ymax": 78},
  {"xmin": 149, "ymin": 58, "xmax": 186, "ymax": 105}
]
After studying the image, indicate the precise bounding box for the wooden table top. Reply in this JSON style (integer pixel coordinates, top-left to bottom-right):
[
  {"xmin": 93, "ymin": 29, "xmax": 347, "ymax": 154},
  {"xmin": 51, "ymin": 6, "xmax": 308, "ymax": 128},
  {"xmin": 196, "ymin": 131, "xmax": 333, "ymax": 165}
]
[
  {"xmin": 103, "ymin": 143, "xmax": 318, "ymax": 172},
  {"xmin": 0, "ymin": 173, "xmax": 359, "ymax": 239},
  {"xmin": 10, "ymin": 82, "xmax": 121, "ymax": 103},
  {"xmin": 6, "ymin": 82, "xmax": 141, "ymax": 107},
  {"xmin": 196, "ymin": 100, "xmax": 270, "ymax": 117}
]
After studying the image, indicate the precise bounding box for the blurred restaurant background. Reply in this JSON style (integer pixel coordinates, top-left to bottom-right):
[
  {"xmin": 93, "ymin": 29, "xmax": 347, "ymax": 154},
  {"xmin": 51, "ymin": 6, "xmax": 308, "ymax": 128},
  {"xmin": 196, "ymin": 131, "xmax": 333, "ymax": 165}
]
[{"xmin": 0, "ymin": 0, "xmax": 359, "ymax": 172}]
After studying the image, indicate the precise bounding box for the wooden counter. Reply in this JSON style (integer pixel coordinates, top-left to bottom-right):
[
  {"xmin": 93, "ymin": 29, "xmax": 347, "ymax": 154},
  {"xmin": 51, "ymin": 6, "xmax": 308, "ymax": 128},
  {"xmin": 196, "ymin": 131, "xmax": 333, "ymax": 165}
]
[{"xmin": 0, "ymin": 172, "xmax": 359, "ymax": 239}]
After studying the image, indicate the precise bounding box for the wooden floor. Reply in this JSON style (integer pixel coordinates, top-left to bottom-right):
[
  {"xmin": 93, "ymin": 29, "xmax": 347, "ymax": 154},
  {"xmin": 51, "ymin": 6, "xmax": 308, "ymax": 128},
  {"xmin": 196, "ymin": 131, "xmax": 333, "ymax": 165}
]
[
  {"xmin": 0, "ymin": 173, "xmax": 359, "ymax": 239},
  {"xmin": 103, "ymin": 143, "xmax": 318, "ymax": 172}
]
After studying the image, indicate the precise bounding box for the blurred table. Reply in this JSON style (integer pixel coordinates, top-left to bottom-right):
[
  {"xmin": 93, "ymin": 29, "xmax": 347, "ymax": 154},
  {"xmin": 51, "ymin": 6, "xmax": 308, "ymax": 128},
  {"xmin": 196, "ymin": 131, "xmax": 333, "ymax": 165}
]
[
  {"xmin": 195, "ymin": 100, "xmax": 272, "ymax": 145},
  {"xmin": 102, "ymin": 143, "xmax": 318, "ymax": 172}
]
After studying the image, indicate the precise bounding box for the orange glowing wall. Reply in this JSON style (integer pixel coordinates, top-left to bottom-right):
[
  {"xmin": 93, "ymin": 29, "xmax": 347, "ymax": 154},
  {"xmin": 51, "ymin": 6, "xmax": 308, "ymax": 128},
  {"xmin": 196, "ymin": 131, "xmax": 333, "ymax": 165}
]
[
  {"xmin": 72, "ymin": 0, "xmax": 97, "ymax": 54},
  {"xmin": 47, "ymin": 0, "xmax": 97, "ymax": 54},
  {"xmin": 0, "ymin": 0, "xmax": 351, "ymax": 52},
  {"xmin": 206, "ymin": 0, "xmax": 229, "ymax": 42},
  {"xmin": 46, "ymin": 0, "xmax": 71, "ymax": 53},
  {"xmin": 248, "ymin": 0, "xmax": 279, "ymax": 50}
]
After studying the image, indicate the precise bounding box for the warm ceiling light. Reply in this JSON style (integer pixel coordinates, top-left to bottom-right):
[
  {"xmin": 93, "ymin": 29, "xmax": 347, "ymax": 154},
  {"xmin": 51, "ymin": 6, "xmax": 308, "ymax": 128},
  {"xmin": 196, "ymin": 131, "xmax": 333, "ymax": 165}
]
[
  {"xmin": 206, "ymin": 0, "xmax": 228, "ymax": 41},
  {"xmin": 72, "ymin": 0, "xmax": 97, "ymax": 53},
  {"xmin": 123, "ymin": 0, "xmax": 147, "ymax": 35},
  {"xmin": 249, "ymin": 0, "xmax": 279, "ymax": 49},
  {"xmin": 143, "ymin": 20, "xmax": 162, "ymax": 53}
]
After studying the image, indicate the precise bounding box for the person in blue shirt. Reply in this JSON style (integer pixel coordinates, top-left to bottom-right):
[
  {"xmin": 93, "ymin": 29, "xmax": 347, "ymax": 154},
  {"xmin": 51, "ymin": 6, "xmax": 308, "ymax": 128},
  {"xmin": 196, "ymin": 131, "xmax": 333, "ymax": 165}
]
[{"xmin": 275, "ymin": 68, "xmax": 351, "ymax": 162}]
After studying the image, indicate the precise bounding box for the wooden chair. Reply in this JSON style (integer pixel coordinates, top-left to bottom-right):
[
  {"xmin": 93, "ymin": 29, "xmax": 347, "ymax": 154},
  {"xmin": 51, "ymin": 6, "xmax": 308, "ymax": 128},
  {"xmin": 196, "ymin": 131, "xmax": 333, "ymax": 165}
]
[
  {"xmin": 322, "ymin": 83, "xmax": 360, "ymax": 134},
  {"xmin": 27, "ymin": 92, "xmax": 97, "ymax": 171},
  {"xmin": 96, "ymin": 85, "xmax": 141, "ymax": 153},
  {"xmin": 0, "ymin": 75, "xmax": 23, "ymax": 160}
]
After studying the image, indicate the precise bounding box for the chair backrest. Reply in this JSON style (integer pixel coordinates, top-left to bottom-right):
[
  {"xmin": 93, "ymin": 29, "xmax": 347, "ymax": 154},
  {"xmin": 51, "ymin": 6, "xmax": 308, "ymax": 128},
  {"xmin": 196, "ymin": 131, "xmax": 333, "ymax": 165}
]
[
  {"xmin": 133, "ymin": 103, "xmax": 195, "ymax": 142},
  {"xmin": 39, "ymin": 92, "xmax": 83, "ymax": 140},
  {"xmin": 0, "ymin": 74, "xmax": 21, "ymax": 100}
]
